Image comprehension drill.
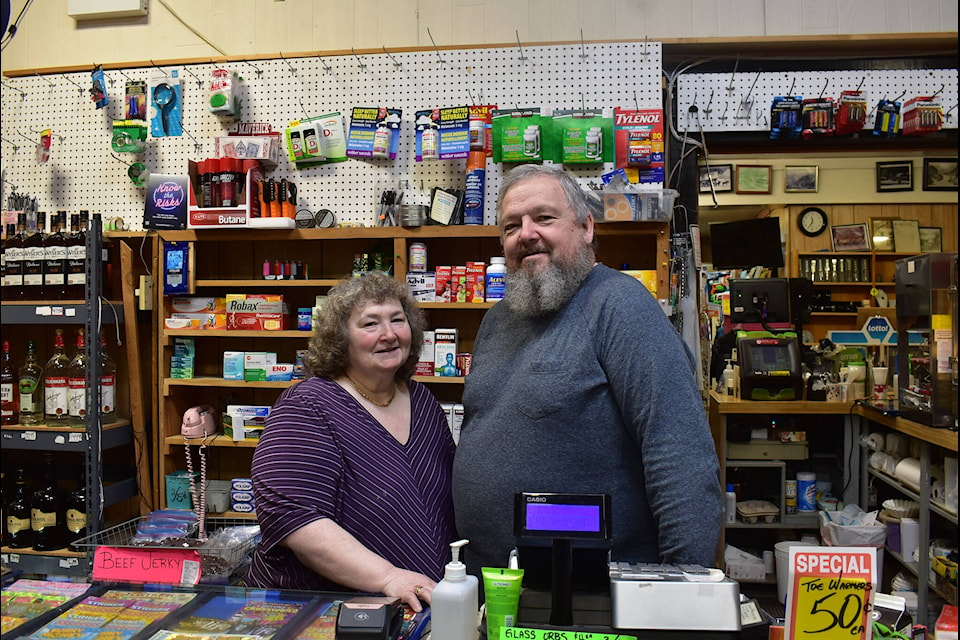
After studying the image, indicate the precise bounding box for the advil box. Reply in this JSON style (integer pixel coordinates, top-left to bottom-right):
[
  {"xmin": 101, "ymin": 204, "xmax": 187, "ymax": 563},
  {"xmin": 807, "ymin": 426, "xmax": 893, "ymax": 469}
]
[{"xmin": 226, "ymin": 294, "xmax": 288, "ymax": 330}]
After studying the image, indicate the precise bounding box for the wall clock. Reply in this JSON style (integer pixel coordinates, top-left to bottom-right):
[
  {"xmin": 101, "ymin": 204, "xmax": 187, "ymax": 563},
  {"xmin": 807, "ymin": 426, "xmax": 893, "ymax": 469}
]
[{"xmin": 798, "ymin": 207, "xmax": 828, "ymax": 237}]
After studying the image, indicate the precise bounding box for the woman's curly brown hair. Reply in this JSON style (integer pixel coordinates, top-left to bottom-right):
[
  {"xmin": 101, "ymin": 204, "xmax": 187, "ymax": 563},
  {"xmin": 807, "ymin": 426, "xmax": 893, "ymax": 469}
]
[{"xmin": 302, "ymin": 272, "xmax": 425, "ymax": 381}]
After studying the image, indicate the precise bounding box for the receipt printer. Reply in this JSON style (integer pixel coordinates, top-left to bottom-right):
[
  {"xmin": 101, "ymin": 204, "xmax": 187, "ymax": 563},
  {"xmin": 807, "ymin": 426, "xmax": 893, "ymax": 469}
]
[{"xmin": 335, "ymin": 596, "xmax": 403, "ymax": 640}]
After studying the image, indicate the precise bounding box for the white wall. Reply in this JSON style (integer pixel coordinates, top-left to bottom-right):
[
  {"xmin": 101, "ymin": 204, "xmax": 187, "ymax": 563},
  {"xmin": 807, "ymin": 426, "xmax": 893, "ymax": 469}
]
[{"xmin": 2, "ymin": 0, "xmax": 958, "ymax": 72}]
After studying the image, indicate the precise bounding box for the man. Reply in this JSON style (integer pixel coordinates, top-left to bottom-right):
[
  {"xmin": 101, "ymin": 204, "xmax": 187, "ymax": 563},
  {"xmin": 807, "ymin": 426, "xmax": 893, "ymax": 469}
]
[{"xmin": 452, "ymin": 164, "xmax": 721, "ymax": 577}]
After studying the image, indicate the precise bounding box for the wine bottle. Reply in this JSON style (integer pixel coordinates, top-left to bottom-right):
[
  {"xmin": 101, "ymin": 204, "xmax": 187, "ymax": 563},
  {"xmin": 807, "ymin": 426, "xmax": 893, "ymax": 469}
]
[
  {"xmin": 44, "ymin": 328, "xmax": 70, "ymax": 423},
  {"xmin": 3, "ymin": 214, "xmax": 28, "ymax": 301},
  {"xmin": 100, "ymin": 332, "xmax": 116, "ymax": 424},
  {"xmin": 31, "ymin": 453, "xmax": 67, "ymax": 551},
  {"xmin": 0, "ymin": 470, "xmax": 7, "ymax": 547},
  {"xmin": 67, "ymin": 329, "xmax": 87, "ymax": 427},
  {"xmin": 22, "ymin": 210, "xmax": 46, "ymax": 300},
  {"xmin": 65, "ymin": 474, "xmax": 88, "ymax": 548},
  {"xmin": 44, "ymin": 211, "xmax": 68, "ymax": 300},
  {"xmin": 1, "ymin": 339, "xmax": 17, "ymax": 425},
  {"xmin": 6, "ymin": 466, "xmax": 33, "ymax": 549},
  {"xmin": 65, "ymin": 212, "xmax": 87, "ymax": 300},
  {"xmin": 18, "ymin": 340, "xmax": 44, "ymax": 426}
]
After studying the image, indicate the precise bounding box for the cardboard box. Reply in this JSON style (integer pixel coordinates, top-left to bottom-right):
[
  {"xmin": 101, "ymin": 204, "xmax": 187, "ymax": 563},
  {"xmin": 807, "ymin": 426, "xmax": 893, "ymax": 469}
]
[
  {"xmin": 451, "ymin": 266, "xmax": 468, "ymax": 302},
  {"xmin": 231, "ymin": 478, "xmax": 253, "ymax": 492},
  {"xmin": 171, "ymin": 312, "xmax": 227, "ymax": 330},
  {"xmin": 416, "ymin": 330, "xmax": 436, "ymax": 376},
  {"xmin": 171, "ymin": 296, "xmax": 227, "ymax": 313},
  {"xmin": 435, "ymin": 328, "xmax": 458, "ymax": 376},
  {"xmin": 226, "ymin": 294, "xmax": 287, "ymax": 331},
  {"xmin": 435, "ymin": 266, "xmax": 452, "ymax": 302},
  {"xmin": 466, "ymin": 262, "xmax": 486, "ymax": 303},
  {"xmin": 243, "ymin": 352, "xmax": 277, "ymax": 381},
  {"xmin": 223, "ymin": 351, "xmax": 245, "ymax": 380},
  {"xmin": 266, "ymin": 363, "xmax": 294, "ymax": 381},
  {"xmin": 406, "ymin": 272, "xmax": 436, "ymax": 302},
  {"xmin": 451, "ymin": 403, "xmax": 465, "ymax": 444},
  {"xmin": 727, "ymin": 441, "xmax": 809, "ymax": 460},
  {"xmin": 164, "ymin": 317, "xmax": 201, "ymax": 330}
]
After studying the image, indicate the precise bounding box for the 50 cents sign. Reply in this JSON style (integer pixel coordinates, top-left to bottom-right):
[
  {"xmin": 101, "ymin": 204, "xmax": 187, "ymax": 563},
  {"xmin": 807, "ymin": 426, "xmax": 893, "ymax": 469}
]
[{"xmin": 787, "ymin": 546, "xmax": 877, "ymax": 640}]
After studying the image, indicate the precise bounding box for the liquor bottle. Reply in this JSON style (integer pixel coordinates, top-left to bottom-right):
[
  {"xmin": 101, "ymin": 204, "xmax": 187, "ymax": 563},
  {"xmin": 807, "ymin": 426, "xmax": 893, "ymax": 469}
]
[
  {"xmin": 0, "ymin": 224, "xmax": 9, "ymax": 301},
  {"xmin": 6, "ymin": 466, "xmax": 33, "ymax": 549},
  {"xmin": 18, "ymin": 340, "xmax": 44, "ymax": 426},
  {"xmin": 65, "ymin": 213, "xmax": 86, "ymax": 300},
  {"xmin": 44, "ymin": 211, "xmax": 68, "ymax": 300},
  {"xmin": 65, "ymin": 471, "xmax": 88, "ymax": 548},
  {"xmin": 31, "ymin": 452, "xmax": 67, "ymax": 551},
  {"xmin": 0, "ymin": 470, "xmax": 7, "ymax": 546},
  {"xmin": 1, "ymin": 339, "xmax": 18, "ymax": 425},
  {"xmin": 3, "ymin": 215, "xmax": 27, "ymax": 301},
  {"xmin": 22, "ymin": 210, "xmax": 46, "ymax": 300},
  {"xmin": 43, "ymin": 328, "xmax": 70, "ymax": 423},
  {"xmin": 67, "ymin": 329, "xmax": 87, "ymax": 427},
  {"xmin": 100, "ymin": 332, "xmax": 116, "ymax": 424}
]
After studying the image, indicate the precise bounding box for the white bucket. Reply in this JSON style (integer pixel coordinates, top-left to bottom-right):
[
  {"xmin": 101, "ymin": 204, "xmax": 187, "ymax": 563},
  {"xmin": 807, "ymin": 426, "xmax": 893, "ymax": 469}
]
[{"xmin": 775, "ymin": 541, "xmax": 817, "ymax": 603}]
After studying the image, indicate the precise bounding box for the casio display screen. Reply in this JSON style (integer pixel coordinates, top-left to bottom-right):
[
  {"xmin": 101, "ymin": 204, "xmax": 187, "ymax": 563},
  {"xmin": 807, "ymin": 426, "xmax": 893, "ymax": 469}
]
[{"xmin": 514, "ymin": 493, "xmax": 611, "ymax": 540}]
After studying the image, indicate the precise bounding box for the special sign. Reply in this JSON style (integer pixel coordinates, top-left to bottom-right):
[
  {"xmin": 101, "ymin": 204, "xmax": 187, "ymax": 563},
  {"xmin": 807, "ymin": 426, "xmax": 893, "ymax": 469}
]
[{"xmin": 786, "ymin": 547, "xmax": 877, "ymax": 640}]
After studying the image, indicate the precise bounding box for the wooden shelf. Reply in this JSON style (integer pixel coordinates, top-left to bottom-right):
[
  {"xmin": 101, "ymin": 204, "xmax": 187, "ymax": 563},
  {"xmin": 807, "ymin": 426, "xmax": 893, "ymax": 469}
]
[
  {"xmin": 195, "ymin": 279, "xmax": 341, "ymax": 288},
  {"xmin": 854, "ymin": 404, "xmax": 958, "ymax": 452},
  {"xmin": 413, "ymin": 375, "xmax": 466, "ymax": 384},
  {"xmin": 163, "ymin": 329, "xmax": 308, "ymax": 339},
  {"xmin": 162, "ymin": 377, "xmax": 295, "ymax": 395},
  {"xmin": 164, "ymin": 434, "xmax": 258, "ymax": 449},
  {"xmin": 710, "ymin": 391, "xmax": 855, "ymax": 416}
]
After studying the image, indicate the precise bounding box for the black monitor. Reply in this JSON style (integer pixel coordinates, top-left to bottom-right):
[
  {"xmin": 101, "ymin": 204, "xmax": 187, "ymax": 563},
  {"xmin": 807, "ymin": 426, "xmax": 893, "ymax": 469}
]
[
  {"xmin": 710, "ymin": 218, "xmax": 785, "ymax": 269},
  {"xmin": 729, "ymin": 278, "xmax": 791, "ymax": 324}
]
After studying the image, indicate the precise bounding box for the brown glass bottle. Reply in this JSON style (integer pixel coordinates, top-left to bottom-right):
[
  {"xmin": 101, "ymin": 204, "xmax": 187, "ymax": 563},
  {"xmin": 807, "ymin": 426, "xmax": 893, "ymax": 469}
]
[
  {"xmin": 65, "ymin": 472, "xmax": 88, "ymax": 549},
  {"xmin": 22, "ymin": 211, "xmax": 46, "ymax": 301},
  {"xmin": 44, "ymin": 211, "xmax": 68, "ymax": 300},
  {"xmin": 65, "ymin": 212, "xmax": 87, "ymax": 300},
  {"xmin": 3, "ymin": 214, "xmax": 28, "ymax": 301},
  {"xmin": 6, "ymin": 466, "xmax": 33, "ymax": 549},
  {"xmin": 1, "ymin": 339, "xmax": 17, "ymax": 425},
  {"xmin": 43, "ymin": 328, "xmax": 70, "ymax": 423},
  {"xmin": 1, "ymin": 223, "xmax": 16, "ymax": 301},
  {"xmin": 31, "ymin": 453, "xmax": 67, "ymax": 551}
]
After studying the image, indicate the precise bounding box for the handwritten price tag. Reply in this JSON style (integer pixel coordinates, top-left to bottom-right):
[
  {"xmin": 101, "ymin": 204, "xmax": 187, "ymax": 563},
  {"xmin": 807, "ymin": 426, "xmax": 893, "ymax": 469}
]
[
  {"xmin": 786, "ymin": 546, "xmax": 877, "ymax": 640},
  {"xmin": 92, "ymin": 546, "xmax": 202, "ymax": 585}
]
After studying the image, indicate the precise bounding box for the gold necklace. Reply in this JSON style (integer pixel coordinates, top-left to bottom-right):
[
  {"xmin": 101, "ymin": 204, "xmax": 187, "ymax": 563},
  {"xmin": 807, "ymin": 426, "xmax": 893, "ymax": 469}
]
[{"xmin": 346, "ymin": 375, "xmax": 397, "ymax": 407}]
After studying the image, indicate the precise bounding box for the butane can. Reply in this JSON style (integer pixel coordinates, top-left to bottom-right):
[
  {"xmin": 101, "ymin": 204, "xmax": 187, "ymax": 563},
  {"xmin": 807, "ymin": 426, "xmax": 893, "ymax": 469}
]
[
  {"xmin": 785, "ymin": 479, "xmax": 798, "ymax": 514},
  {"xmin": 409, "ymin": 242, "xmax": 427, "ymax": 273}
]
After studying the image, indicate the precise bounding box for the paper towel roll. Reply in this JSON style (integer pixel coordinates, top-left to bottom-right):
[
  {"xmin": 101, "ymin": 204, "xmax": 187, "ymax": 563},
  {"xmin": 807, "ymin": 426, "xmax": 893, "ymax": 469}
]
[
  {"xmin": 865, "ymin": 432, "xmax": 884, "ymax": 452},
  {"xmin": 895, "ymin": 458, "xmax": 922, "ymax": 491},
  {"xmin": 932, "ymin": 481, "xmax": 945, "ymax": 500},
  {"xmin": 946, "ymin": 457, "xmax": 958, "ymax": 495},
  {"xmin": 899, "ymin": 518, "xmax": 919, "ymax": 561}
]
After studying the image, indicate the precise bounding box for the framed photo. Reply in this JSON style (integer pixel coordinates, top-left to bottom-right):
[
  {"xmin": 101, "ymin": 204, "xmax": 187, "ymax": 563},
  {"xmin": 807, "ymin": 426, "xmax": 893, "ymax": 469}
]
[
  {"xmin": 919, "ymin": 227, "xmax": 942, "ymax": 253},
  {"xmin": 922, "ymin": 158, "xmax": 958, "ymax": 191},
  {"xmin": 699, "ymin": 164, "xmax": 733, "ymax": 193},
  {"xmin": 876, "ymin": 161, "xmax": 913, "ymax": 192},
  {"xmin": 735, "ymin": 165, "xmax": 773, "ymax": 194},
  {"xmin": 891, "ymin": 219, "xmax": 921, "ymax": 253},
  {"xmin": 831, "ymin": 223, "xmax": 871, "ymax": 252},
  {"xmin": 784, "ymin": 165, "xmax": 819, "ymax": 193},
  {"xmin": 870, "ymin": 218, "xmax": 895, "ymax": 252}
]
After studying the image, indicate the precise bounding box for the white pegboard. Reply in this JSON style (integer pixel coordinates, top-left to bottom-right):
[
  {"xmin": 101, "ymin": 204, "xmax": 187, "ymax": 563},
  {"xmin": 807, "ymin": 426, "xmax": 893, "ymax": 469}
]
[
  {"xmin": 1, "ymin": 41, "xmax": 662, "ymax": 231},
  {"xmin": 676, "ymin": 68, "xmax": 957, "ymax": 132}
]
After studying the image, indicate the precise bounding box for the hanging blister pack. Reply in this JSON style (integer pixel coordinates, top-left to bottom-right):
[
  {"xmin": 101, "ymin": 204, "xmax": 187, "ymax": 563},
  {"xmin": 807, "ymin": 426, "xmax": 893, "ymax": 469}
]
[
  {"xmin": 901, "ymin": 96, "xmax": 943, "ymax": 136},
  {"xmin": 835, "ymin": 90, "xmax": 868, "ymax": 135},
  {"xmin": 90, "ymin": 66, "xmax": 109, "ymax": 109},
  {"xmin": 163, "ymin": 241, "xmax": 190, "ymax": 295},
  {"xmin": 769, "ymin": 96, "xmax": 803, "ymax": 139},
  {"xmin": 873, "ymin": 99, "xmax": 902, "ymax": 136},
  {"xmin": 801, "ymin": 97, "xmax": 835, "ymax": 138}
]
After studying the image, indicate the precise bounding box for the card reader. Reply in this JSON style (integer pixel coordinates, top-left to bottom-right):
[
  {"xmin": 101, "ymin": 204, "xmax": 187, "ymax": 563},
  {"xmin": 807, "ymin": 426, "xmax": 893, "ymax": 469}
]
[{"xmin": 335, "ymin": 596, "xmax": 403, "ymax": 640}]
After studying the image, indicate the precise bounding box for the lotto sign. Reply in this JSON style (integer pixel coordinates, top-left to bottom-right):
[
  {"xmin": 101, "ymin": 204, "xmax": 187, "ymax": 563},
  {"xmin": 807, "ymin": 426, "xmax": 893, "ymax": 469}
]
[{"xmin": 786, "ymin": 547, "xmax": 877, "ymax": 640}]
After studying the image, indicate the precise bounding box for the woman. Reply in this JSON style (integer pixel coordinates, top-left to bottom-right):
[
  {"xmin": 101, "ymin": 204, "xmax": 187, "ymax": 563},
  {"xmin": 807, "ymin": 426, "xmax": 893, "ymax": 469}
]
[{"xmin": 248, "ymin": 272, "xmax": 456, "ymax": 611}]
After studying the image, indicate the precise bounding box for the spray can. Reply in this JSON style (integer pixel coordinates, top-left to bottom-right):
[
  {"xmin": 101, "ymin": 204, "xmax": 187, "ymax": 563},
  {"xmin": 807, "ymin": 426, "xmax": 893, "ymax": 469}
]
[
  {"xmin": 724, "ymin": 484, "xmax": 737, "ymax": 524},
  {"xmin": 464, "ymin": 151, "xmax": 486, "ymax": 225},
  {"xmin": 432, "ymin": 539, "xmax": 479, "ymax": 640},
  {"xmin": 785, "ymin": 479, "xmax": 797, "ymax": 514}
]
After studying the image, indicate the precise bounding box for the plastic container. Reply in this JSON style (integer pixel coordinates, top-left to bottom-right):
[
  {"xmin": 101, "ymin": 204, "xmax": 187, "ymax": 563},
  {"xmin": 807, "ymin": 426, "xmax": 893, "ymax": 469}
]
[
  {"xmin": 409, "ymin": 243, "xmax": 427, "ymax": 273},
  {"xmin": 431, "ymin": 539, "xmax": 479, "ymax": 640},
  {"xmin": 796, "ymin": 472, "xmax": 817, "ymax": 512},
  {"xmin": 464, "ymin": 151, "xmax": 486, "ymax": 225},
  {"xmin": 774, "ymin": 541, "xmax": 817, "ymax": 603},
  {"xmin": 724, "ymin": 484, "xmax": 737, "ymax": 524},
  {"xmin": 485, "ymin": 257, "xmax": 506, "ymax": 302}
]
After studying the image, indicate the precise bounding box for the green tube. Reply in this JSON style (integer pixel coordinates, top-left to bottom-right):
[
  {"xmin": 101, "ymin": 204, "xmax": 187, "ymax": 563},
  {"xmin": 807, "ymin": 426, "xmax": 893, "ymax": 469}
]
[{"xmin": 481, "ymin": 567, "xmax": 524, "ymax": 639}]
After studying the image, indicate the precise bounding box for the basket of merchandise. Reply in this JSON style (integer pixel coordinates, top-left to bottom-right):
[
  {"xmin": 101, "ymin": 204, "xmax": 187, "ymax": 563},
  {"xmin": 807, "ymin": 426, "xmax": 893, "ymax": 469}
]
[{"xmin": 72, "ymin": 511, "xmax": 260, "ymax": 584}]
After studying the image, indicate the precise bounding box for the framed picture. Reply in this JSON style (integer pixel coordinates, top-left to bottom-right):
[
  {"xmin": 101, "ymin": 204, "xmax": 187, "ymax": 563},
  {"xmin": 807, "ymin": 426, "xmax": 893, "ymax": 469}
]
[
  {"xmin": 870, "ymin": 218, "xmax": 895, "ymax": 252},
  {"xmin": 831, "ymin": 223, "xmax": 871, "ymax": 252},
  {"xmin": 919, "ymin": 227, "xmax": 942, "ymax": 253},
  {"xmin": 735, "ymin": 165, "xmax": 773, "ymax": 194},
  {"xmin": 922, "ymin": 158, "xmax": 958, "ymax": 191},
  {"xmin": 876, "ymin": 161, "xmax": 913, "ymax": 192},
  {"xmin": 784, "ymin": 165, "xmax": 819, "ymax": 193},
  {"xmin": 698, "ymin": 164, "xmax": 733, "ymax": 193},
  {"xmin": 891, "ymin": 219, "xmax": 921, "ymax": 253}
]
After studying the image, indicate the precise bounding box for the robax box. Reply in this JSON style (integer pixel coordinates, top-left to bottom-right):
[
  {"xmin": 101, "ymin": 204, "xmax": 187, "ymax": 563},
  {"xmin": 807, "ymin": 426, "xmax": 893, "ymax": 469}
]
[{"xmin": 226, "ymin": 294, "xmax": 287, "ymax": 330}]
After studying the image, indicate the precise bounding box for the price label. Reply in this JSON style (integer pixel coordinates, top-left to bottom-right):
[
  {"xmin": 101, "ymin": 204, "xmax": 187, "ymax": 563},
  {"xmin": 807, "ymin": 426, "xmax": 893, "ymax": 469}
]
[
  {"xmin": 500, "ymin": 630, "xmax": 636, "ymax": 640},
  {"xmin": 786, "ymin": 546, "xmax": 877, "ymax": 640}
]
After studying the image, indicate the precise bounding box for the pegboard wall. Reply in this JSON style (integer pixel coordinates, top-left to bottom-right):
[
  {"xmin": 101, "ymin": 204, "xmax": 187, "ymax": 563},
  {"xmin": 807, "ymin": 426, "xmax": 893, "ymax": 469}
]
[
  {"xmin": 1, "ymin": 41, "xmax": 663, "ymax": 231},
  {"xmin": 676, "ymin": 68, "xmax": 958, "ymax": 132}
]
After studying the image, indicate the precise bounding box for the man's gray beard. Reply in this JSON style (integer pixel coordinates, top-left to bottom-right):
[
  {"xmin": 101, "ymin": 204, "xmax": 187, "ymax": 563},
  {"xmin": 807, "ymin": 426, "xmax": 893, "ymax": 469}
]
[{"xmin": 503, "ymin": 246, "xmax": 595, "ymax": 316}]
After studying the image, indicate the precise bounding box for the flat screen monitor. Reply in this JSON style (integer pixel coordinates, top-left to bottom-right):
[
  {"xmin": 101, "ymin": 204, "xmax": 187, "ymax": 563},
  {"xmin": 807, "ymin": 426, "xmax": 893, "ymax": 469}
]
[
  {"xmin": 710, "ymin": 218, "xmax": 785, "ymax": 269},
  {"xmin": 729, "ymin": 278, "xmax": 791, "ymax": 323}
]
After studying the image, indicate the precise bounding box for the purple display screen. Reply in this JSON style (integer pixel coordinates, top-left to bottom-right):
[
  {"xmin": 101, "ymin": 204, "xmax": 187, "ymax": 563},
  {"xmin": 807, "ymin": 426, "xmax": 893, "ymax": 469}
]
[{"xmin": 525, "ymin": 503, "xmax": 602, "ymax": 533}]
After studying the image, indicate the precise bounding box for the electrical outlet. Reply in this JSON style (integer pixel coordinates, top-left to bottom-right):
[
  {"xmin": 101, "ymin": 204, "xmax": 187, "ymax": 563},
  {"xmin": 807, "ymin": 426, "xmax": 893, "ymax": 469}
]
[{"xmin": 137, "ymin": 275, "xmax": 154, "ymax": 310}]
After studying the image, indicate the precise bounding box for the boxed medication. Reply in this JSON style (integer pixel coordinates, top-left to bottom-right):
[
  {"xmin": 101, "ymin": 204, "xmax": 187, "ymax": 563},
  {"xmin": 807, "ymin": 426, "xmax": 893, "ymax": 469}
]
[
  {"xmin": 466, "ymin": 262, "xmax": 486, "ymax": 303},
  {"xmin": 416, "ymin": 330, "xmax": 436, "ymax": 376},
  {"xmin": 434, "ymin": 328, "xmax": 459, "ymax": 376},
  {"xmin": 226, "ymin": 294, "xmax": 288, "ymax": 331},
  {"xmin": 406, "ymin": 272, "xmax": 436, "ymax": 303},
  {"xmin": 435, "ymin": 266, "xmax": 452, "ymax": 302},
  {"xmin": 223, "ymin": 351, "xmax": 245, "ymax": 380},
  {"xmin": 170, "ymin": 296, "xmax": 227, "ymax": 313},
  {"xmin": 170, "ymin": 312, "xmax": 226, "ymax": 330},
  {"xmin": 243, "ymin": 352, "xmax": 277, "ymax": 381},
  {"xmin": 266, "ymin": 363, "xmax": 294, "ymax": 381}
]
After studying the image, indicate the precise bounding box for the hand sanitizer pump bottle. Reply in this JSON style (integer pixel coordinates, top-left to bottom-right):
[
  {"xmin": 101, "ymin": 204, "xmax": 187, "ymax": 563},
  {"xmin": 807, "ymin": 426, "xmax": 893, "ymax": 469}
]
[{"xmin": 431, "ymin": 539, "xmax": 479, "ymax": 640}]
